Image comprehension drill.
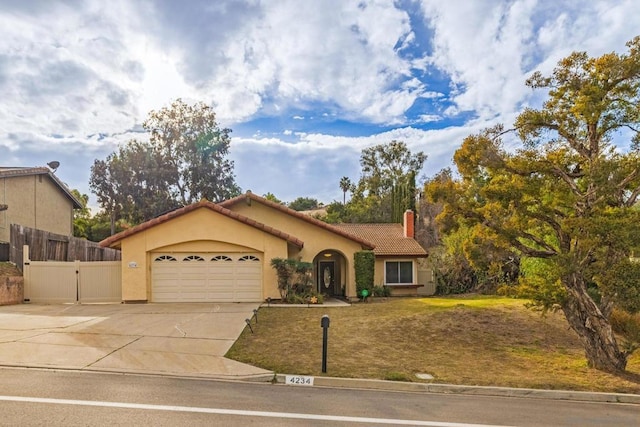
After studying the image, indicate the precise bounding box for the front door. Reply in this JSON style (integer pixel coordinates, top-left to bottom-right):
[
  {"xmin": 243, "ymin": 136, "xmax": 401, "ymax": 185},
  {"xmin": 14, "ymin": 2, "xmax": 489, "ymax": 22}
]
[{"xmin": 318, "ymin": 261, "xmax": 335, "ymax": 295}]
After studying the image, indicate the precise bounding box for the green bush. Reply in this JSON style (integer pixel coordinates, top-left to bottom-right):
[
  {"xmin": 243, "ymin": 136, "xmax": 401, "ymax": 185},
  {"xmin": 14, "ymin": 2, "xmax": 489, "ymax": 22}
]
[
  {"xmin": 271, "ymin": 257, "xmax": 321, "ymax": 304},
  {"xmin": 270, "ymin": 258, "xmax": 298, "ymax": 299},
  {"xmin": 372, "ymin": 285, "xmax": 391, "ymax": 297},
  {"xmin": 610, "ymin": 309, "xmax": 640, "ymax": 353},
  {"xmin": 355, "ymin": 250, "xmax": 375, "ymax": 295}
]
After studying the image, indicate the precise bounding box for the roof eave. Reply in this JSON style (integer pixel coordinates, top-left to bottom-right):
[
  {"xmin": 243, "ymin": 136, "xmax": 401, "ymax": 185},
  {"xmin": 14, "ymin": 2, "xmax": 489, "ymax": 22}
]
[
  {"xmin": 99, "ymin": 200, "xmax": 304, "ymax": 249},
  {"xmin": 220, "ymin": 192, "xmax": 376, "ymax": 249}
]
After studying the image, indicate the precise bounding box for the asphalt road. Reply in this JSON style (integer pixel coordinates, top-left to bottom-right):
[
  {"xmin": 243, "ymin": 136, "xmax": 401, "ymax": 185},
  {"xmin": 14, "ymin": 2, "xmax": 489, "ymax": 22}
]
[{"xmin": 0, "ymin": 368, "xmax": 638, "ymax": 426}]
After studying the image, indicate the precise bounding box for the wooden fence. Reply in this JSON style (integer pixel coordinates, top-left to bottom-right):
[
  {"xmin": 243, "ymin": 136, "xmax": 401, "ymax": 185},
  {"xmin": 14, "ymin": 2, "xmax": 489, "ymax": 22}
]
[
  {"xmin": 23, "ymin": 245, "xmax": 122, "ymax": 303},
  {"xmin": 0, "ymin": 242, "xmax": 8, "ymax": 262},
  {"xmin": 10, "ymin": 224, "xmax": 121, "ymax": 271}
]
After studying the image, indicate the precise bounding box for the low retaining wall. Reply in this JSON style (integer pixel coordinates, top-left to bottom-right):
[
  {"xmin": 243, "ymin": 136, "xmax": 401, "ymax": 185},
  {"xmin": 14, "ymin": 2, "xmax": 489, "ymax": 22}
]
[{"xmin": 0, "ymin": 276, "xmax": 23, "ymax": 305}]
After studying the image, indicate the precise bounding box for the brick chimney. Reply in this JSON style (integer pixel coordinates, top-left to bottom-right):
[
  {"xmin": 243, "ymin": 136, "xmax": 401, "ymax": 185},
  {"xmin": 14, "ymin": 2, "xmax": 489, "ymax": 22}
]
[{"xmin": 403, "ymin": 210, "xmax": 414, "ymax": 238}]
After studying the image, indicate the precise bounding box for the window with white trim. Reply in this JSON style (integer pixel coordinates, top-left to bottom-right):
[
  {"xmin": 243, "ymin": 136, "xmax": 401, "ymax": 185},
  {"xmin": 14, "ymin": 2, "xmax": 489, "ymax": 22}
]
[{"xmin": 385, "ymin": 261, "xmax": 413, "ymax": 284}]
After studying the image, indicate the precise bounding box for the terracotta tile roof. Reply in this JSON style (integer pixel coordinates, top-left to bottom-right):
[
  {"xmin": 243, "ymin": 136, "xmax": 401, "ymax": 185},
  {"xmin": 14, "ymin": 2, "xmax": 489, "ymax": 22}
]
[
  {"xmin": 0, "ymin": 166, "xmax": 82, "ymax": 208},
  {"xmin": 219, "ymin": 192, "xmax": 375, "ymax": 250},
  {"xmin": 333, "ymin": 223, "xmax": 428, "ymax": 257},
  {"xmin": 100, "ymin": 200, "xmax": 304, "ymax": 249}
]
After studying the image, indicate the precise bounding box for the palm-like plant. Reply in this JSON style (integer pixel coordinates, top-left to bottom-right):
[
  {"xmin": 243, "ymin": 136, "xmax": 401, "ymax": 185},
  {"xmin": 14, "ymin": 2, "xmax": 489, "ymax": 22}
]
[{"xmin": 339, "ymin": 176, "xmax": 352, "ymax": 204}]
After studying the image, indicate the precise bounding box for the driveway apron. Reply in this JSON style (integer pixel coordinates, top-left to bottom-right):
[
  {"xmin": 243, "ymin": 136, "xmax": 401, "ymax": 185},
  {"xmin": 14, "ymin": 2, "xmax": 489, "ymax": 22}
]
[{"xmin": 0, "ymin": 303, "xmax": 270, "ymax": 379}]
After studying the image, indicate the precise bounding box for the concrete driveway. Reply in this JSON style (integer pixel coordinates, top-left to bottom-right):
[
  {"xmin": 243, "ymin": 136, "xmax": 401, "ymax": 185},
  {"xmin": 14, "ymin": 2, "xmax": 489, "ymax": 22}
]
[{"xmin": 0, "ymin": 303, "xmax": 271, "ymax": 379}]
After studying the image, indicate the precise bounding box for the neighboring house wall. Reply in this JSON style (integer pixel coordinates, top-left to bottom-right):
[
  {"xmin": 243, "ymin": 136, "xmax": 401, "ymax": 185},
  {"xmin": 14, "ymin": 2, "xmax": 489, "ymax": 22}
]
[
  {"xmin": 118, "ymin": 207, "xmax": 289, "ymax": 301},
  {"xmin": 225, "ymin": 201, "xmax": 366, "ymax": 297},
  {"xmin": 0, "ymin": 174, "xmax": 74, "ymax": 242}
]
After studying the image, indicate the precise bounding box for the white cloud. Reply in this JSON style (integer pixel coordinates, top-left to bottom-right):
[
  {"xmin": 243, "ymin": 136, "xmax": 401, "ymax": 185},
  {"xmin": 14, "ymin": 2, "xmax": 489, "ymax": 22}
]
[
  {"xmin": 181, "ymin": 0, "xmax": 425, "ymax": 124},
  {"xmin": 419, "ymin": 0, "xmax": 640, "ymax": 123},
  {"xmin": 2, "ymin": 0, "xmax": 640, "ymax": 208},
  {"xmin": 418, "ymin": 114, "xmax": 441, "ymax": 123}
]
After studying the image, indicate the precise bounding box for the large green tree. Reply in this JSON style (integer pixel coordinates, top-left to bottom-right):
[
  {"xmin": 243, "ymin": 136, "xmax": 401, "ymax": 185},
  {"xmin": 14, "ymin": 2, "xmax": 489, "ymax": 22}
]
[
  {"xmin": 329, "ymin": 141, "xmax": 425, "ymax": 223},
  {"xmin": 90, "ymin": 99, "xmax": 241, "ymax": 233},
  {"xmin": 144, "ymin": 99, "xmax": 240, "ymax": 204},
  {"xmin": 422, "ymin": 170, "xmax": 520, "ymax": 295},
  {"xmin": 71, "ymin": 189, "xmax": 91, "ymax": 239},
  {"xmin": 90, "ymin": 140, "xmax": 176, "ymax": 232},
  {"xmin": 288, "ymin": 197, "xmax": 319, "ymax": 211},
  {"xmin": 429, "ymin": 37, "xmax": 640, "ymax": 372}
]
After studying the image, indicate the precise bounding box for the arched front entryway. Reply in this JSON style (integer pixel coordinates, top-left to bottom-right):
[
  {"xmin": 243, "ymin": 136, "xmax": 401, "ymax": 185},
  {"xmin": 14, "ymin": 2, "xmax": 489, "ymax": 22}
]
[{"xmin": 313, "ymin": 250, "xmax": 347, "ymax": 297}]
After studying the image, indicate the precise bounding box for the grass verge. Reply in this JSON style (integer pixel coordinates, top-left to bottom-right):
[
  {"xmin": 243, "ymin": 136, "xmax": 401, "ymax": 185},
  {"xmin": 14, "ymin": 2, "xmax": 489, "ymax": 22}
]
[{"xmin": 226, "ymin": 296, "xmax": 640, "ymax": 393}]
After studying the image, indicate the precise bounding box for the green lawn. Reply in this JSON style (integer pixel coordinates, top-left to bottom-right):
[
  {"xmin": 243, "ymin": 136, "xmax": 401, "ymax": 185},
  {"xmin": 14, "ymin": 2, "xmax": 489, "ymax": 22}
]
[{"xmin": 226, "ymin": 296, "xmax": 640, "ymax": 394}]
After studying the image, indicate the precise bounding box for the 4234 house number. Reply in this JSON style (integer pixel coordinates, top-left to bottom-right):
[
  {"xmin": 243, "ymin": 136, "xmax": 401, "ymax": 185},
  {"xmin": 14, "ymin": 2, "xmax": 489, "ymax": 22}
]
[{"xmin": 285, "ymin": 375, "xmax": 314, "ymax": 386}]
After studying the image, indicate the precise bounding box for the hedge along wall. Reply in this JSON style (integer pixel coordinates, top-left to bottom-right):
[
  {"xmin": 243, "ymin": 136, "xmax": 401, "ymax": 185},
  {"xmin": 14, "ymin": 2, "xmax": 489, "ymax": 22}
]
[
  {"xmin": 0, "ymin": 276, "xmax": 23, "ymax": 305},
  {"xmin": 354, "ymin": 250, "xmax": 375, "ymax": 294}
]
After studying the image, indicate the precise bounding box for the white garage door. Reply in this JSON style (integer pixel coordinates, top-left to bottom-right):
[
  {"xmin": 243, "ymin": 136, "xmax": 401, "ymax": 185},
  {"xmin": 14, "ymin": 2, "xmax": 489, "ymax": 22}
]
[{"xmin": 151, "ymin": 253, "xmax": 263, "ymax": 302}]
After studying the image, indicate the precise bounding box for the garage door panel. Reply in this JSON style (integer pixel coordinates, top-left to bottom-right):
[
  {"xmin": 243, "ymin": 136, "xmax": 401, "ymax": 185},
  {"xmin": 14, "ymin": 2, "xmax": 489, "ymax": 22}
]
[
  {"xmin": 152, "ymin": 252, "xmax": 262, "ymax": 302},
  {"xmin": 153, "ymin": 290, "xmax": 182, "ymax": 302},
  {"xmin": 209, "ymin": 266, "xmax": 234, "ymax": 275}
]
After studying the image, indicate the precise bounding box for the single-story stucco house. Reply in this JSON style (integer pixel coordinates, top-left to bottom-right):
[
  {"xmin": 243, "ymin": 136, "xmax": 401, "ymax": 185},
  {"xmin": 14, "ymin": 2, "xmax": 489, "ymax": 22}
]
[{"xmin": 100, "ymin": 191, "xmax": 428, "ymax": 303}]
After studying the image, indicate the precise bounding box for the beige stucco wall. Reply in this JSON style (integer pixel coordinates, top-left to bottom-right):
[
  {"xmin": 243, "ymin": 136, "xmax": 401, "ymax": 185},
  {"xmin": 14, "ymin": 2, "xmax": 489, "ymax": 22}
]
[
  {"xmin": 226, "ymin": 201, "xmax": 366, "ymax": 298},
  {"xmin": 118, "ymin": 207, "xmax": 289, "ymax": 302},
  {"xmin": 0, "ymin": 175, "xmax": 73, "ymax": 242}
]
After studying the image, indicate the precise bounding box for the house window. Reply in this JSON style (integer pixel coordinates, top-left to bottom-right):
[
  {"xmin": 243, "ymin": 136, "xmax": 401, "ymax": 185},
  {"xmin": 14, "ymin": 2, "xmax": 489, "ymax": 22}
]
[
  {"xmin": 385, "ymin": 261, "xmax": 413, "ymax": 284},
  {"xmin": 183, "ymin": 255, "xmax": 205, "ymax": 261}
]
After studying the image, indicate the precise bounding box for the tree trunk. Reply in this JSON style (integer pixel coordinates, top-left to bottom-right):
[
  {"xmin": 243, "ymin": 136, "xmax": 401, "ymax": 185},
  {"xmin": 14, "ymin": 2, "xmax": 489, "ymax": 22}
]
[
  {"xmin": 561, "ymin": 275, "xmax": 627, "ymax": 372},
  {"xmin": 109, "ymin": 210, "xmax": 116, "ymax": 236}
]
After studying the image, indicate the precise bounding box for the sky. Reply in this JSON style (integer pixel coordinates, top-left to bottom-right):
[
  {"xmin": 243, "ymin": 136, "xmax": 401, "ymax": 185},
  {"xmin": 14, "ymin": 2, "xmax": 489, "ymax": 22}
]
[{"xmin": 1, "ymin": 0, "xmax": 639, "ymax": 210}]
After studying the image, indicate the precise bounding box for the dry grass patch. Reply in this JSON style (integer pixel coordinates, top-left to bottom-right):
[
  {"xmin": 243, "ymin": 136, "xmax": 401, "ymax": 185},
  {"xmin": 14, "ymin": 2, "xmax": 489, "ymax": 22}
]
[
  {"xmin": 0, "ymin": 262, "xmax": 20, "ymax": 277},
  {"xmin": 226, "ymin": 297, "xmax": 640, "ymax": 393}
]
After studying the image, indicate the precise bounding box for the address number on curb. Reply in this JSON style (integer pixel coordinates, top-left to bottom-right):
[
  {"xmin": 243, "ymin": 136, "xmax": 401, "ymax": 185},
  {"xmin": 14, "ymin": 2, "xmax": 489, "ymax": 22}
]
[{"xmin": 285, "ymin": 375, "xmax": 314, "ymax": 386}]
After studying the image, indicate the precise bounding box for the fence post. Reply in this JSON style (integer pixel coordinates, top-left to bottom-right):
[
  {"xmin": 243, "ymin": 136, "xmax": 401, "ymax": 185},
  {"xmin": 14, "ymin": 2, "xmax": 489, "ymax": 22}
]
[
  {"xmin": 22, "ymin": 245, "xmax": 30, "ymax": 302},
  {"xmin": 75, "ymin": 260, "xmax": 81, "ymax": 303}
]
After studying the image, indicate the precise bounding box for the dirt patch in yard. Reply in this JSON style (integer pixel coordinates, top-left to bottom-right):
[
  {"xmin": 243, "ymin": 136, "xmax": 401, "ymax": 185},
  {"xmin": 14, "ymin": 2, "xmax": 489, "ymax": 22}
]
[{"xmin": 0, "ymin": 262, "xmax": 21, "ymax": 277}]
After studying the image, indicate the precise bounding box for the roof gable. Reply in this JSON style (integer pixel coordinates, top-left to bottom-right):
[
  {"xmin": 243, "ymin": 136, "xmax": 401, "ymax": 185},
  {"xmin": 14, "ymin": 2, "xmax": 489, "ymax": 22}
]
[
  {"xmin": 0, "ymin": 167, "xmax": 82, "ymax": 209},
  {"xmin": 100, "ymin": 200, "xmax": 304, "ymax": 248},
  {"xmin": 219, "ymin": 192, "xmax": 375, "ymax": 249}
]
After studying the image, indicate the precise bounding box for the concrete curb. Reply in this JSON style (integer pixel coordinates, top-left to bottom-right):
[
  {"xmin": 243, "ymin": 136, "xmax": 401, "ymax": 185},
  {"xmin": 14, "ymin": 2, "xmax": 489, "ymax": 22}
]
[
  {"xmin": 3, "ymin": 362, "xmax": 638, "ymax": 405},
  {"xmin": 270, "ymin": 374, "xmax": 640, "ymax": 405}
]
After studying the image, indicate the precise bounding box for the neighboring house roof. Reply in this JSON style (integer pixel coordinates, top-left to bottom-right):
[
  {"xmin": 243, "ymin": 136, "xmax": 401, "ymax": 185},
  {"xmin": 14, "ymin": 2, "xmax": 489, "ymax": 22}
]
[
  {"xmin": 99, "ymin": 199, "xmax": 305, "ymax": 249},
  {"xmin": 219, "ymin": 192, "xmax": 375, "ymax": 250},
  {"xmin": 333, "ymin": 223, "xmax": 428, "ymax": 257},
  {"xmin": 0, "ymin": 167, "xmax": 82, "ymax": 209},
  {"xmin": 299, "ymin": 206, "xmax": 328, "ymax": 218}
]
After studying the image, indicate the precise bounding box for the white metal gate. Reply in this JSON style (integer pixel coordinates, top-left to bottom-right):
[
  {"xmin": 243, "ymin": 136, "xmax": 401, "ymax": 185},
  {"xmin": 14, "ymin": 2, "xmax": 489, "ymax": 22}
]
[{"xmin": 24, "ymin": 259, "xmax": 122, "ymax": 303}]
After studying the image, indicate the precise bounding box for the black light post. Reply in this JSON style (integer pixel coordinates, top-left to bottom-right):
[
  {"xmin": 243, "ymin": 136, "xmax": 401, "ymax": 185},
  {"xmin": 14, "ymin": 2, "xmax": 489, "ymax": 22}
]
[{"xmin": 321, "ymin": 314, "xmax": 330, "ymax": 373}]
